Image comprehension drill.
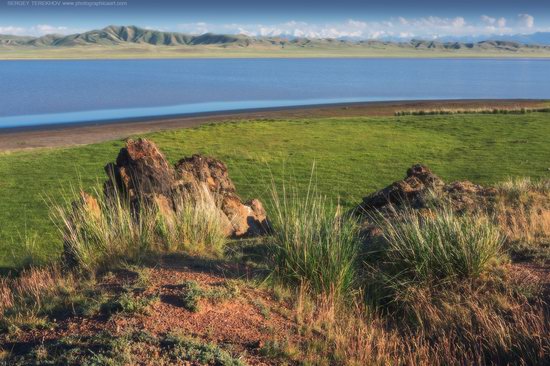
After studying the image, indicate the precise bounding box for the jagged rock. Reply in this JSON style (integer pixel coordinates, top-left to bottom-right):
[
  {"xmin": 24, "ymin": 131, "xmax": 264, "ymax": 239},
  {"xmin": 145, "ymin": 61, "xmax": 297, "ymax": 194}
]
[
  {"xmin": 174, "ymin": 154, "xmax": 270, "ymax": 237},
  {"xmin": 359, "ymin": 164, "xmax": 444, "ymax": 211},
  {"xmin": 102, "ymin": 138, "xmax": 269, "ymax": 237},
  {"xmin": 104, "ymin": 138, "xmax": 177, "ymax": 211},
  {"xmin": 357, "ymin": 164, "xmax": 495, "ymax": 214},
  {"xmin": 175, "ymin": 155, "xmax": 236, "ymax": 194}
]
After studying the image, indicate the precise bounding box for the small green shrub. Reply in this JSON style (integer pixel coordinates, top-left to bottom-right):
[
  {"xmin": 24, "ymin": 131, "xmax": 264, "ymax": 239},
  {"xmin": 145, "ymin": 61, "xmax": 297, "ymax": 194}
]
[
  {"xmin": 100, "ymin": 292, "xmax": 158, "ymax": 316},
  {"xmin": 180, "ymin": 280, "xmax": 204, "ymax": 312},
  {"xmin": 162, "ymin": 333, "xmax": 245, "ymax": 366}
]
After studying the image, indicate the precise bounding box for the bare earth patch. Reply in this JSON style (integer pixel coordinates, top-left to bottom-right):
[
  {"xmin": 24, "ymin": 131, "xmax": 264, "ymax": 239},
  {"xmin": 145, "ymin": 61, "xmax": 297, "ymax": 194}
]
[{"xmin": 0, "ymin": 255, "xmax": 300, "ymax": 365}]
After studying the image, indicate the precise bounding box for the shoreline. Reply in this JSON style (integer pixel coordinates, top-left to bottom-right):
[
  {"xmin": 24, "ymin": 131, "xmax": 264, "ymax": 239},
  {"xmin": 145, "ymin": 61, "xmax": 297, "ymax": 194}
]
[
  {"xmin": 2, "ymin": 52, "xmax": 550, "ymax": 61},
  {"xmin": 3, "ymin": 55, "xmax": 550, "ymax": 61},
  {"xmin": 0, "ymin": 99, "xmax": 547, "ymax": 152}
]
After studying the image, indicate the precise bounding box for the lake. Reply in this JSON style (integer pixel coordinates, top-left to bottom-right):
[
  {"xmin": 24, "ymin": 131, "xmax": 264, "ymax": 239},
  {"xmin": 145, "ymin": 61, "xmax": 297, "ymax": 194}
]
[{"xmin": 0, "ymin": 58, "xmax": 549, "ymax": 129}]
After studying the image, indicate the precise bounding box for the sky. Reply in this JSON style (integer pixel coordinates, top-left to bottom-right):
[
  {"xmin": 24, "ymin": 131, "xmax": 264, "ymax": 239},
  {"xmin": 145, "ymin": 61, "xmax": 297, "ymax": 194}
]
[{"xmin": 0, "ymin": 0, "xmax": 549, "ymax": 39}]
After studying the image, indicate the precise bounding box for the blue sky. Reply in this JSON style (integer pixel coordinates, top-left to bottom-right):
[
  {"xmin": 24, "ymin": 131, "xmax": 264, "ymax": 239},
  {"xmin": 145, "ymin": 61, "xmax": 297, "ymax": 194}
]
[{"xmin": 0, "ymin": 0, "xmax": 549, "ymax": 38}]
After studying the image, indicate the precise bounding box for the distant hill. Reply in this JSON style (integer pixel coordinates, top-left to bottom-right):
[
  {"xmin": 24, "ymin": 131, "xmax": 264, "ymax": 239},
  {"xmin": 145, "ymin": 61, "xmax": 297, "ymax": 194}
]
[
  {"xmin": 2, "ymin": 25, "xmax": 261, "ymax": 47},
  {"xmin": 438, "ymin": 32, "xmax": 550, "ymax": 46},
  {"xmin": 2, "ymin": 25, "xmax": 550, "ymax": 56}
]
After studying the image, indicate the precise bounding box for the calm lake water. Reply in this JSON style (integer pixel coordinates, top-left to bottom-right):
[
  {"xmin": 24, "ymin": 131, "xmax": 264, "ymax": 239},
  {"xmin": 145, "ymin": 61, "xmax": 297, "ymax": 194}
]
[{"xmin": 0, "ymin": 58, "xmax": 549, "ymax": 128}]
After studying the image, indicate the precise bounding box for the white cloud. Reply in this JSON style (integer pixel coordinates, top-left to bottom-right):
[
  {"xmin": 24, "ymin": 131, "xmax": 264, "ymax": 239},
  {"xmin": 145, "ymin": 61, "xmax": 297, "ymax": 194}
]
[
  {"xmin": 481, "ymin": 15, "xmax": 507, "ymax": 31},
  {"xmin": 517, "ymin": 14, "xmax": 534, "ymax": 29},
  {"xmin": 0, "ymin": 26, "xmax": 26, "ymax": 35},
  {"xmin": 451, "ymin": 17, "xmax": 466, "ymax": 28},
  {"xmin": 0, "ymin": 24, "xmax": 78, "ymax": 36},
  {"xmin": 397, "ymin": 17, "xmax": 408, "ymax": 26},
  {"xmin": 481, "ymin": 15, "xmax": 496, "ymax": 25},
  {"xmin": 33, "ymin": 24, "xmax": 69, "ymax": 35},
  {"xmin": 175, "ymin": 16, "xmax": 548, "ymax": 40}
]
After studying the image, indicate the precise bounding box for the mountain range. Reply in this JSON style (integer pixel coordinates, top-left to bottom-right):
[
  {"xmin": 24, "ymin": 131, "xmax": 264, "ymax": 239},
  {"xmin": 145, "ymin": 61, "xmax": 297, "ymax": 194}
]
[{"xmin": 1, "ymin": 25, "xmax": 550, "ymax": 52}]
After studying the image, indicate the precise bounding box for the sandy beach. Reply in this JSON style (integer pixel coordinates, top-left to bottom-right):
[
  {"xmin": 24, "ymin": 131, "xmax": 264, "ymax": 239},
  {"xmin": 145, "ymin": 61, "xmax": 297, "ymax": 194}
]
[{"xmin": 0, "ymin": 99, "xmax": 547, "ymax": 152}]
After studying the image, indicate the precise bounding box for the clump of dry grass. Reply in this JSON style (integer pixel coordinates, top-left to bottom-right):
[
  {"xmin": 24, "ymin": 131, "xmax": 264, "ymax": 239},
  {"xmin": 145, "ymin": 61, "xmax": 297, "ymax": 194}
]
[
  {"xmin": 0, "ymin": 266, "xmax": 93, "ymax": 333},
  {"xmin": 52, "ymin": 183, "xmax": 228, "ymax": 273},
  {"xmin": 273, "ymin": 184, "xmax": 549, "ymax": 365},
  {"xmin": 291, "ymin": 275, "xmax": 549, "ymax": 366},
  {"xmin": 160, "ymin": 184, "xmax": 228, "ymax": 257},
  {"xmin": 494, "ymin": 177, "xmax": 550, "ymax": 261},
  {"xmin": 395, "ymin": 107, "xmax": 550, "ymax": 116}
]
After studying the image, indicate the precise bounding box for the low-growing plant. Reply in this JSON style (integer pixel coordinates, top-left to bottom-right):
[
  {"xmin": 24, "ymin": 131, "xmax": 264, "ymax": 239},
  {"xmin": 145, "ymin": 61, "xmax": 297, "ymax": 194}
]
[
  {"xmin": 251, "ymin": 298, "xmax": 271, "ymax": 319},
  {"xmin": 162, "ymin": 333, "xmax": 245, "ymax": 366},
  {"xmin": 100, "ymin": 291, "xmax": 159, "ymax": 316},
  {"xmin": 259, "ymin": 339, "xmax": 299, "ymax": 363},
  {"xmin": 180, "ymin": 280, "xmax": 204, "ymax": 312}
]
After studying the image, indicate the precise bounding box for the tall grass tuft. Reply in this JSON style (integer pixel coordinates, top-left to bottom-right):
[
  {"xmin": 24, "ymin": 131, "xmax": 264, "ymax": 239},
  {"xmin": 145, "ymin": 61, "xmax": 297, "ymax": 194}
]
[
  {"xmin": 369, "ymin": 206, "xmax": 504, "ymax": 295},
  {"xmin": 161, "ymin": 184, "xmax": 228, "ymax": 257},
  {"xmin": 52, "ymin": 188, "xmax": 157, "ymax": 273},
  {"xmin": 51, "ymin": 183, "xmax": 227, "ymax": 273},
  {"xmin": 268, "ymin": 172, "xmax": 361, "ymax": 300}
]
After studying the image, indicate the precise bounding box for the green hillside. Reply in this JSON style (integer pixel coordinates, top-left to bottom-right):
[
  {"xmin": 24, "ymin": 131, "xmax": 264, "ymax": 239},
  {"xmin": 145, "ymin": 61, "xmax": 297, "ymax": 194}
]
[
  {"xmin": 2, "ymin": 25, "xmax": 550, "ymax": 59},
  {"xmin": 1, "ymin": 113, "xmax": 549, "ymax": 268}
]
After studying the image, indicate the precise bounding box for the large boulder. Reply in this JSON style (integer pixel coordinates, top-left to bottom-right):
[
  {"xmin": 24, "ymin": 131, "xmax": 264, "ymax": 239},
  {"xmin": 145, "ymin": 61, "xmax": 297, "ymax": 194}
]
[
  {"xmin": 103, "ymin": 138, "xmax": 269, "ymax": 238},
  {"xmin": 104, "ymin": 138, "xmax": 177, "ymax": 212},
  {"xmin": 357, "ymin": 164, "xmax": 495, "ymax": 214}
]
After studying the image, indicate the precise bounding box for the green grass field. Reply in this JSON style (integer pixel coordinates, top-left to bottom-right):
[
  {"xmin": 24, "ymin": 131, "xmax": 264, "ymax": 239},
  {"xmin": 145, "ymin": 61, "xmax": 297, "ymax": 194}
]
[{"xmin": 1, "ymin": 113, "xmax": 549, "ymax": 268}]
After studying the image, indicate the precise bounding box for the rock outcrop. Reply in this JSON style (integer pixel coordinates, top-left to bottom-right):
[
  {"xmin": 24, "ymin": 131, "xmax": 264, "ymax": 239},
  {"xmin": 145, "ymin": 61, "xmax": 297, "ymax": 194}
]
[
  {"xmin": 104, "ymin": 138, "xmax": 177, "ymax": 213},
  {"xmin": 174, "ymin": 154, "xmax": 269, "ymax": 237},
  {"xmin": 103, "ymin": 138, "xmax": 269, "ymax": 237},
  {"xmin": 357, "ymin": 164, "xmax": 496, "ymax": 214}
]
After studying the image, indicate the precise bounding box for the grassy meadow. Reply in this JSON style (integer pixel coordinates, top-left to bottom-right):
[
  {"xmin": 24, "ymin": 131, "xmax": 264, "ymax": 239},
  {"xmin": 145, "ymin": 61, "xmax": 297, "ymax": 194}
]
[{"xmin": 1, "ymin": 113, "xmax": 550, "ymax": 268}]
